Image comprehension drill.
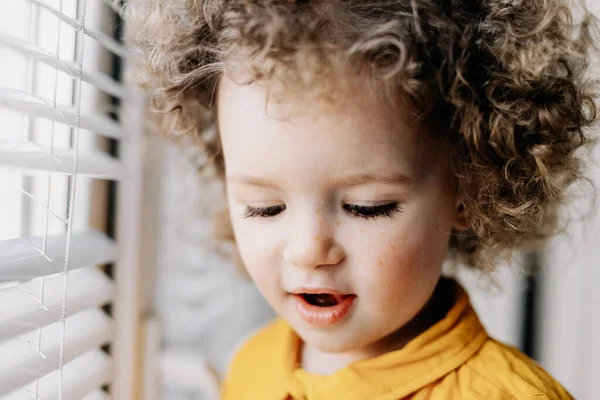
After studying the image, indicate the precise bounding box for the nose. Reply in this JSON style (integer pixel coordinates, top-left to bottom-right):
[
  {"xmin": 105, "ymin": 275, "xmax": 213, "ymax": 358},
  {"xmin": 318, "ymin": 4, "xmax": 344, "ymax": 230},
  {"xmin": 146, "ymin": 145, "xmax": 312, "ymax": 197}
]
[{"xmin": 283, "ymin": 214, "xmax": 345, "ymax": 269}]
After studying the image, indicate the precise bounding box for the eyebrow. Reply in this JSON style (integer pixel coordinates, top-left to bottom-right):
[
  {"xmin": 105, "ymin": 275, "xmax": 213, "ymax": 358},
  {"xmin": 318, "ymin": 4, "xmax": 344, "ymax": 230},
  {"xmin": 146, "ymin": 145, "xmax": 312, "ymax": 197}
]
[{"xmin": 227, "ymin": 173, "xmax": 413, "ymax": 189}]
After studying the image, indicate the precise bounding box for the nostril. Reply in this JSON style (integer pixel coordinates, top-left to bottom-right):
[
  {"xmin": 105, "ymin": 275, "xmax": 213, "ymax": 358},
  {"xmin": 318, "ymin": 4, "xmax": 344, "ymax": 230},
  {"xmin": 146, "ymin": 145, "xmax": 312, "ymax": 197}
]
[{"xmin": 284, "ymin": 230, "xmax": 344, "ymax": 269}]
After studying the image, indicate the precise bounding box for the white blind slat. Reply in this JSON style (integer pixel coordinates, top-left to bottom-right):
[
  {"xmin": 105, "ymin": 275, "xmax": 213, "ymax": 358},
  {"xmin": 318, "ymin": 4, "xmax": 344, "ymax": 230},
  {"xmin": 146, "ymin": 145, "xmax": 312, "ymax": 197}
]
[
  {"xmin": 1, "ymin": 349, "xmax": 112, "ymax": 400},
  {"xmin": 0, "ymin": 143, "xmax": 121, "ymax": 180},
  {"xmin": 81, "ymin": 390, "xmax": 112, "ymax": 400},
  {"xmin": 0, "ymin": 0, "xmax": 137, "ymax": 396},
  {"xmin": 0, "ymin": 32, "xmax": 125, "ymax": 99},
  {"xmin": 0, "ymin": 308, "xmax": 113, "ymax": 393},
  {"xmin": 30, "ymin": 0, "xmax": 129, "ymax": 59},
  {"xmin": 0, "ymin": 87, "xmax": 122, "ymax": 139},
  {"xmin": 0, "ymin": 267, "xmax": 114, "ymax": 341},
  {"xmin": 0, "ymin": 230, "xmax": 118, "ymax": 283}
]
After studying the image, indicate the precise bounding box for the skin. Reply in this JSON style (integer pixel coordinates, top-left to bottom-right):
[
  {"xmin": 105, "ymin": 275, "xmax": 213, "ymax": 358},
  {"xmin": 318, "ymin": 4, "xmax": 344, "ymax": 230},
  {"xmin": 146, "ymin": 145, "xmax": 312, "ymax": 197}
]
[{"xmin": 218, "ymin": 73, "xmax": 467, "ymax": 375}]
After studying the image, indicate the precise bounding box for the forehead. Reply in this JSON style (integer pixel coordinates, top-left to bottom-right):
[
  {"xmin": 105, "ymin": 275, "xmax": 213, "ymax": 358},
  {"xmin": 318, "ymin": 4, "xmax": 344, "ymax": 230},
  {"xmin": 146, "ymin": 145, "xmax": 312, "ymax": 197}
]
[{"xmin": 216, "ymin": 74, "xmax": 435, "ymax": 181}]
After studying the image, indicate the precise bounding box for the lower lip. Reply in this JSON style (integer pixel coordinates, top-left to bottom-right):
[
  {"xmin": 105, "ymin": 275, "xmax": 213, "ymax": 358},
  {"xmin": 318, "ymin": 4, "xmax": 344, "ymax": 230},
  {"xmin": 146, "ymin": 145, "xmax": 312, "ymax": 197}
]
[{"xmin": 292, "ymin": 294, "xmax": 356, "ymax": 326}]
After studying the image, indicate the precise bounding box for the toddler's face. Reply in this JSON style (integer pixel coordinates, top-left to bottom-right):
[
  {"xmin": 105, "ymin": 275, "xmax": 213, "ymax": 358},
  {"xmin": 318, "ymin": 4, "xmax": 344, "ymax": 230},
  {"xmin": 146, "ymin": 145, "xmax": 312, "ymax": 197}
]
[{"xmin": 218, "ymin": 75, "xmax": 463, "ymax": 355}]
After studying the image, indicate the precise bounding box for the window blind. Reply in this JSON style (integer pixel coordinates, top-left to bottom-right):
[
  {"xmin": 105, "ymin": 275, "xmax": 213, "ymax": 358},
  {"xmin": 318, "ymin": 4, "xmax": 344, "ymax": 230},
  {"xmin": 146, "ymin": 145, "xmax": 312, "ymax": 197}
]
[{"xmin": 0, "ymin": 0, "xmax": 143, "ymax": 398}]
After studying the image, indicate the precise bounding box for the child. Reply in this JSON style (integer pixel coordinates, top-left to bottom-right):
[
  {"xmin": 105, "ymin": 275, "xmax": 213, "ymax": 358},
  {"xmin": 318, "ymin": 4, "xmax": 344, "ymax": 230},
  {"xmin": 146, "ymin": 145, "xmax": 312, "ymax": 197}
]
[{"xmin": 126, "ymin": 0, "xmax": 598, "ymax": 398}]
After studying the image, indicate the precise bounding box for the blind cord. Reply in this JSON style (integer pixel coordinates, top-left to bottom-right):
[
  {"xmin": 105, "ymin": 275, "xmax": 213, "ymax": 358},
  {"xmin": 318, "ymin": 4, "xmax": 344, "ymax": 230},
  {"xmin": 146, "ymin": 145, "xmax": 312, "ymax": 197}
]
[{"xmin": 58, "ymin": 0, "xmax": 87, "ymax": 397}]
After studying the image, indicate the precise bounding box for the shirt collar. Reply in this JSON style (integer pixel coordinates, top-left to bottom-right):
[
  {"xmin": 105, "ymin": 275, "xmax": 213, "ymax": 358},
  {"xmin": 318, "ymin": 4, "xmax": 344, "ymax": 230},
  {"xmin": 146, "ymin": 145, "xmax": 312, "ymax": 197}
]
[{"xmin": 271, "ymin": 278, "xmax": 488, "ymax": 400}]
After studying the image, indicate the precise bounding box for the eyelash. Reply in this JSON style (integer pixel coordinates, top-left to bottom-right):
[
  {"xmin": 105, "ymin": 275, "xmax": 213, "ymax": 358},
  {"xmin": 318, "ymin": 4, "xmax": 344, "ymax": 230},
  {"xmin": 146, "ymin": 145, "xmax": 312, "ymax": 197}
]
[
  {"xmin": 242, "ymin": 203, "xmax": 401, "ymax": 220},
  {"xmin": 243, "ymin": 205, "xmax": 286, "ymax": 218},
  {"xmin": 344, "ymin": 203, "xmax": 401, "ymax": 219}
]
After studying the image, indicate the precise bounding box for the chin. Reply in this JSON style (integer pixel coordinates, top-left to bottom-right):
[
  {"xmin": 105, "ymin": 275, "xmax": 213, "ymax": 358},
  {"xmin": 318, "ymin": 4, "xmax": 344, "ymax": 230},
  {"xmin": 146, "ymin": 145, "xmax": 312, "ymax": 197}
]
[{"xmin": 297, "ymin": 325, "xmax": 367, "ymax": 353}]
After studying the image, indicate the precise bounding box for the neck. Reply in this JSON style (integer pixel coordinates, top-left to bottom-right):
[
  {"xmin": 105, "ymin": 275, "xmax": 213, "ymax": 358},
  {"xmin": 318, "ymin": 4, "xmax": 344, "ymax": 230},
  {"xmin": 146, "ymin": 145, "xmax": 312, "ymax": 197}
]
[{"xmin": 300, "ymin": 277, "xmax": 455, "ymax": 375}]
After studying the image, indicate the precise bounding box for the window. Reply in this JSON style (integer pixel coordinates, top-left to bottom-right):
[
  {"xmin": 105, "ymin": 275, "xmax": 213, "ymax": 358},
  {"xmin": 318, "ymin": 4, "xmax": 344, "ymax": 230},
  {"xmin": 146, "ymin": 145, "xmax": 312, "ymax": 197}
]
[{"xmin": 0, "ymin": 0, "xmax": 144, "ymax": 398}]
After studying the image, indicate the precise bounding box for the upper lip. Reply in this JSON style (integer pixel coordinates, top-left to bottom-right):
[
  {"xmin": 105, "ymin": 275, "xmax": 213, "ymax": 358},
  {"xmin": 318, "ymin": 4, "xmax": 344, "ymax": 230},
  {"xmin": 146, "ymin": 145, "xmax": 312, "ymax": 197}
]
[{"xmin": 289, "ymin": 287, "xmax": 352, "ymax": 295}]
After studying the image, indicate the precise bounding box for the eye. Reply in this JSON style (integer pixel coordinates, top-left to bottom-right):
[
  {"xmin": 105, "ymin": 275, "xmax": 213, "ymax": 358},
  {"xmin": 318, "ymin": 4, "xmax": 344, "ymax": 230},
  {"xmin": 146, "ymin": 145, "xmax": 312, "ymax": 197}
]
[
  {"xmin": 343, "ymin": 203, "xmax": 401, "ymax": 219},
  {"xmin": 243, "ymin": 204, "xmax": 286, "ymax": 218}
]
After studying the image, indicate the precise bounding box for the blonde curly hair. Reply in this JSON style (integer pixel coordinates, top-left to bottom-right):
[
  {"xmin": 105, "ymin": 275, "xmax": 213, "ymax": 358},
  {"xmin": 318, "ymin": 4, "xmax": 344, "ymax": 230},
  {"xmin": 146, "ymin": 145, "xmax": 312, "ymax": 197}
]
[{"xmin": 124, "ymin": 0, "xmax": 598, "ymax": 271}]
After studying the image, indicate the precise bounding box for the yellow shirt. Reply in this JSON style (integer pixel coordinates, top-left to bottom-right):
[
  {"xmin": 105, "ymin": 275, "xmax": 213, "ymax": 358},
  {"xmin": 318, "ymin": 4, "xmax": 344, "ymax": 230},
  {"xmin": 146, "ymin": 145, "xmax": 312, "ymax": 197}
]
[{"xmin": 221, "ymin": 281, "xmax": 572, "ymax": 400}]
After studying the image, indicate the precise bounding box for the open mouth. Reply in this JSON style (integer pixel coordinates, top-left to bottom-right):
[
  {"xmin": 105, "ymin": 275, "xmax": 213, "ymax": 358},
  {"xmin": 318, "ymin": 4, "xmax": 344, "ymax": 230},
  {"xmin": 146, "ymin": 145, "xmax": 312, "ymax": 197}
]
[
  {"xmin": 301, "ymin": 293, "xmax": 349, "ymax": 307},
  {"xmin": 292, "ymin": 292, "xmax": 357, "ymax": 326}
]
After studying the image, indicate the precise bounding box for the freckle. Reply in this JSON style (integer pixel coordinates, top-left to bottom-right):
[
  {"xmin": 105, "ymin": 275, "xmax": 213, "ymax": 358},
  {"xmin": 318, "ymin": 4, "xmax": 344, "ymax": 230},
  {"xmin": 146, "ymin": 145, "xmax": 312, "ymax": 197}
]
[
  {"xmin": 319, "ymin": 220, "xmax": 323, "ymax": 226},
  {"xmin": 390, "ymin": 245, "xmax": 396, "ymax": 250},
  {"xmin": 314, "ymin": 236, "xmax": 319, "ymax": 241},
  {"xmin": 360, "ymin": 228, "xmax": 365, "ymax": 233},
  {"xmin": 316, "ymin": 210, "xmax": 320, "ymax": 214},
  {"xmin": 336, "ymin": 221, "xmax": 341, "ymax": 226},
  {"xmin": 436, "ymin": 224, "xmax": 440, "ymax": 230},
  {"xmin": 378, "ymin": 260, "xmax": 383, "ymax": 266}
]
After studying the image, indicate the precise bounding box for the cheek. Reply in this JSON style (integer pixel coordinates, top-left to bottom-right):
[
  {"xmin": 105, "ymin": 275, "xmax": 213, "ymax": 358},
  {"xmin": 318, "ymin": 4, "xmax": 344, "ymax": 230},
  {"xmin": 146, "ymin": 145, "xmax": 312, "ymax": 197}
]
[
  {"xmin": 356, "ymin": 226, "xmax": 447, "ymax": 307},
  {"xmin": 230, "ymin": 219, "xmax": 281, "ymax": 288},
  {"xmin": 374, "ymin": 242, "xmax": 426, "ymax": 292},
  {"xmin": 236, "ymin": 231, "xmax": 286, "ymax": 309}
]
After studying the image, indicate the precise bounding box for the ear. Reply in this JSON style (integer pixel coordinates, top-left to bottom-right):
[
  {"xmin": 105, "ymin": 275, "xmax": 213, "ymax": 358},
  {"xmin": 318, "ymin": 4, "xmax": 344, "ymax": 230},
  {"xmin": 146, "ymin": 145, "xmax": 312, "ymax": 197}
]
[{"xmin": 452, "ymin": 200, "xmax": 470, "ymax": 231}]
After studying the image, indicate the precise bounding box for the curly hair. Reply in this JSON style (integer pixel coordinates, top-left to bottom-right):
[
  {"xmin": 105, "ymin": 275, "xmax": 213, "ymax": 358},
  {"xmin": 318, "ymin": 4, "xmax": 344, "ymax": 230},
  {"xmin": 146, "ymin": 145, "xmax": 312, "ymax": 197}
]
[{"xmin": 124, "ymin": 0, "xmax": 599, "ymax": 271}]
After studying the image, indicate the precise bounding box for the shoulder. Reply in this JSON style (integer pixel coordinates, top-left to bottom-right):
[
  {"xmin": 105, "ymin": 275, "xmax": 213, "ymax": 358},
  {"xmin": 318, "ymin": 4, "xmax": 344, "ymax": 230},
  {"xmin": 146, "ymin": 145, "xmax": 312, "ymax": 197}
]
[
  {"xmin": 225, "ymin": 317, "xmax": 287, "ymax": 367},
  {"xmin": 458, "ymin": 338, "xmax": 573, "ymax": 400},
  {"xmin": 220, "ymin": 318, "xmax": 291, "ymax": 400}
]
